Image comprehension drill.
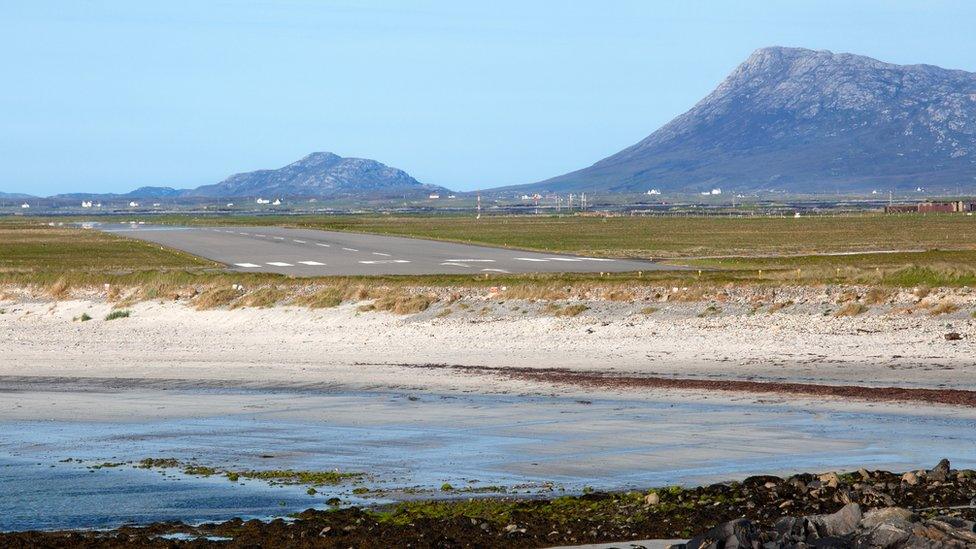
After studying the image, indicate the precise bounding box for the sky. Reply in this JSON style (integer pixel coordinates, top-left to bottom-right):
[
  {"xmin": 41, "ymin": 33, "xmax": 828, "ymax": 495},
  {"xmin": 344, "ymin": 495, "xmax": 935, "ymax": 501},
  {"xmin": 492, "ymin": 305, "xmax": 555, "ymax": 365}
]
[{"xmin": 3, "ymin": 1, "xmax": 976, "ymax": 196}]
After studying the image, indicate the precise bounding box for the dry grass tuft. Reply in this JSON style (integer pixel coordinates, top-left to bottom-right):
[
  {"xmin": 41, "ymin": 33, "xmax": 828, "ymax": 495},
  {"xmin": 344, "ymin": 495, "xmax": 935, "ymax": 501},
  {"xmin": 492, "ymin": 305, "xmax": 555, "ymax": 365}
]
[
  {"xmin": 602, "ymin": 289, "xmax": 634, "ymax": 302},
  {"xmin": 834, "ymin": 302, "xmax": 868, "ymax": 317},
  {"xmin": 668, "ymin": 287, "xmax": 708, "ymax": 302},
  {"xmin": 862, "ymin": 288, "xmax": 892, "ymax": 305},
  {"xmin": 544, "ymin": 303, "xmax": 588, "ymax": 317},
  {"xmin": 913, "ymin": 286, "xmax": 932, "ymax": 300},
  {"xmin": 193, "ymin": 287, "xmax": 241, "ymax": 310},
  {"xmin": 47, "ymin": 278, "xmax": 71, "ymax": 300},
  {"xmin": 767, "ymin": 300, "xmax": 794, "ymax": 313},
  {"xmin": 500, "ymin": 285, "xmax": 569, "ymax": 301},
  {"xmin": 365, "ymin": 292, "xmax": 435, "ymax": 314},
  {"xmin": 294, "ymin": 286, "xmax": 345, "ymax": 309},
  {"xmin": 234, "ymin": 287, "xmax": 287, "ymax": 309},
  {"xmin": 639, "ymin": 306, "xmax": 659, "ymax": 315},
  {"xmin": 697, "ymin": 304, "xmax": 722, "ymax": 317},
  {"xmin": 927, "ymin": 300, "xmax": 960, "ymax": 316},
  {"xmin": 835, "ymin": 289, "xmax": 859, "ymax": 304}
]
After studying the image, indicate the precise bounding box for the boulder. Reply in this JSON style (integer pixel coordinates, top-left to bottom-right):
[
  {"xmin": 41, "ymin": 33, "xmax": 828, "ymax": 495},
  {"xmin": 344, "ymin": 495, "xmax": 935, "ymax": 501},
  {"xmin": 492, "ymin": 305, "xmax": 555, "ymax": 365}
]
[{"xmin": 928, "ymin": 458, "xmax": 951, "ymax": 482}]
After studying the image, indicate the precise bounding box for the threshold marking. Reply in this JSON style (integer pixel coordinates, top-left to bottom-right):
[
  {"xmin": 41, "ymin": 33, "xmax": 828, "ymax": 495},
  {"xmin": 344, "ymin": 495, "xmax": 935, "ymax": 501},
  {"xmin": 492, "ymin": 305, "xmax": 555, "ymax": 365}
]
[
  {"xmin": 298, "ymin": 261, "xmax": 325, "ymax": 266},
  {"xmin": 441, "ymin": 262, "xmax": 470, "ymax": 267},
  {"xmin": 315, "ymin": 243, "xmax": 330, "ymax": 247},
  {"xmin": 255, "ymin": 234, "xmax": 267, "ymax": 238},
  {"xmin": 238, "ymin": 232, "xmax": 249, "ymax": 235},
  {"xmin": 546, "ymin": 257, "xmax": 583, "ymax": 262},
  {"xmin": 581, "ymin": 257, "xmax": 615, "ymax": 262},
  {"xmin": 514, "ymin": 257, "xmax": 548, "ymax": 262},
  {"xmin": 447, "ymin": 259, "xmax": 495, "ymax": 262},
  {"xmin": 293, "ymin": 239, "xmax": 307, "ymax": 244},
  {"xmin": 482, "ymin": 268, "xmax": 509, "ymax": 273},
  {"xmin": 267, "ymin": 262, "xmax": 293, "ymax": 267},
  {"xmin": 372, "ymin": 252, "xmax": 391, "ymax": 256},
  {"xmin": 359, "ymin": 260, "xmax": 411, "ymax": 264},
  {"xmin": 234, "ymin": 263, "xmax": 261, "ymax": 268},
  {"xmin": 273, "ymin": 236, "xmax": 285, "ymax": 240},
  {"xmin": 342, "ymin": 247, "xmax": 359, "ymax": 252}
]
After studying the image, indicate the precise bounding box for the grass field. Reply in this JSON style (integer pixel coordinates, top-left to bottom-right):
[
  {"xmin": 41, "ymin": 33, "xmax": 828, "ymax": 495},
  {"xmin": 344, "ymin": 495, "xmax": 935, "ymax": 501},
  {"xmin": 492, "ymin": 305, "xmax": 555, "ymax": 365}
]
[
  {"xmin": 148, "ymin": 212, "xmax": 976, "ymax": 259},
  {"xmin": 3, "ymin": 215, "xmax": 976, "ymax": 295}
]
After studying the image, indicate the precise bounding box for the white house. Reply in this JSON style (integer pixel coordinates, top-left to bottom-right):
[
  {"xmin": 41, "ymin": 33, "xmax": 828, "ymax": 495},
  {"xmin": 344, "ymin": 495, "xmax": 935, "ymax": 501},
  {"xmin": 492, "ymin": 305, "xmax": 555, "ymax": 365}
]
[
  {"xmin": 646, "ymin": 189, "xmax": 661, "ymax": 195},
  {"xmin": 428, "ymin": 193, "xmax": 440, "ymax": 199},
  {"xmin": 20, "ymin": 202, "xmax": 29, "ymax": 209},
  {"xmin": 710, "ymin": 188, "xmax": 722, "ymax": 195},
  {"xmin": 256, "ymin": 198, "xmax": 270, "ymax": 204},
  {"xmin": 128, "ymin": 201, "xmax": 139, "ymax": 207},
  {"xmin": 81, "ymin": 201, "xmax": 93, "ymax": 208},
  {"xmin": 272, "ymin": 198, "xmax": 282, "ymax": 205}
]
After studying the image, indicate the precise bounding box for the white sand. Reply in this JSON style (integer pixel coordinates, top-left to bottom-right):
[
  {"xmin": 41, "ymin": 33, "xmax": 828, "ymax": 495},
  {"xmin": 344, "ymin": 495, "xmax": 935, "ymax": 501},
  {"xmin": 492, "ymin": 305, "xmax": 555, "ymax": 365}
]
[{"xmin": 1, "ymin": 289, "xmax": 973, "ymax": 394}]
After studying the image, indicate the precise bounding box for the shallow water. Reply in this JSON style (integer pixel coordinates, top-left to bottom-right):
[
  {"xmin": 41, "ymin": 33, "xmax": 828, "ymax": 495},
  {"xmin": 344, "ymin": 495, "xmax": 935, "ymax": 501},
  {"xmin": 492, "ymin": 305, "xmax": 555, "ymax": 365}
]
[{"xmin": 1, "ymin": 386, "xmax": 974, "ymax": 531}]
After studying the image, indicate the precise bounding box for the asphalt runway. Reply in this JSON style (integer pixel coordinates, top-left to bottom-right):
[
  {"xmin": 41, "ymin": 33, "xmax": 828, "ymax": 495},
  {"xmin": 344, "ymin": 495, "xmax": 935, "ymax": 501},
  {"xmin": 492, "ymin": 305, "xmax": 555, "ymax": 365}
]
[{"xmin": 98, "ymin": 223, "xmax": 673, "ymax": 276}]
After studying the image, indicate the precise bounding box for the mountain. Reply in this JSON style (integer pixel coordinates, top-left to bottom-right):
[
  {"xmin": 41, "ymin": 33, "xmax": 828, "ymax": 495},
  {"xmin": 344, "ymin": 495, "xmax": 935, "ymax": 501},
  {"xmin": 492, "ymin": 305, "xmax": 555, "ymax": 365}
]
[
  {"xmin": 53, "ymin": 187, "xmax": 182, "ymax": 200},
  {"xmin": 0, "ymin": 192, "xmax": 36, "ymax": 200},
  {"xmin": 190, "ymin": 152, "xmax": 446, "ymax": 198},
  {"xmin": 514, "ymin": 47, "xmax": 976, "ymax": 194}
]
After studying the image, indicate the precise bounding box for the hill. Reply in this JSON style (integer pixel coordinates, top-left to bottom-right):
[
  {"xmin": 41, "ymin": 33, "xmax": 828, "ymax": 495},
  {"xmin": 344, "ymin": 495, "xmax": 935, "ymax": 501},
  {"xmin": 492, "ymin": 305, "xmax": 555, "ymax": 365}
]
[{"xmin": 510, "ymin": 47, "xmax": 976, "ymax": 194}]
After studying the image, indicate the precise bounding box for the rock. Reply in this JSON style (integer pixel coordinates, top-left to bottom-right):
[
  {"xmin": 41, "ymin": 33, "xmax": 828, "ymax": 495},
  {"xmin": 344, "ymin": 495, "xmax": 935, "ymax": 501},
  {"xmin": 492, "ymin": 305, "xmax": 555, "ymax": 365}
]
[
  {"xmin": 812, "ymin": 503, "xmax": 862, "ymax": 537},
  {"xmin": 860, "ymin": 507, "xmax": 914, "ymax": 530},
  {"xmin": 857, "ymin": 468, "xmax": 871, "ymax": 480},
  {"xmin": 644, "ymin": 492, "xmax": 660, "ymax": 505},
  {"xmin": 928, "ymin": 458, "xmax": 951, "ymax": 482},
  {"xmin": 901, "ymin": 471, "xmax": 919, "ymax": 485},
  {"xmin": 945, "ymin": 332, "xmax": 962, "ymax": 341},
  {"xmin": 681, "ymin": 518, "xmax": 762, "ymax": 549},
  {"xmin": 818, "ymin": 472, "xmax": 840, "ymax": 488}
]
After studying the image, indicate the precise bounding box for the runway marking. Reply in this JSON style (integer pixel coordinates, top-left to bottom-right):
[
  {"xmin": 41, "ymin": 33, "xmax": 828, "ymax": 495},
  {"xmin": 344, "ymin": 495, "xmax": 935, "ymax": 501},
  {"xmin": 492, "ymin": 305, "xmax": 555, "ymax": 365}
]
[
  {"xmin": 266, "ymin": 262, "xmax": 293, "ymax": 267},
  {"xmin": 440, "ymin": 262, "xmax": 470, "ymax": 267},
  {"xmin": 482, "ymin": 268, "xmax": 509, "ymax": 273},
  {"xmin": 292, "ymin": 240, "xmax": 306, "ymax": 244},
  {"xmin": 372, "ymin": 252, "xmax": 391, "ymax": 256},
  {"xmin": 255, "ymin": 234, "xmax": 267, "ymax": 238},
  {"xmin": 546, "ymin": 257, "xmax": 583, "ymax": 262},
  {"xmin": 238, "ymin": 232, "xmax": 249, "ymax": 235},
  {"xmin": 342, "ymin": 247, "xmax": 359, "ymax": 252},
  {"xmin": 315, "ymin": 243, "xmax": 330, "ymax": 247},
  {"xmin": 298, "ymin": 261, "xmax": 325, "ymax": 266},
  {"xmin": 513, "ymin": 257, "xmax": 549, "ymax": 262},
  {"xmin": 359, "ymin": 260, "xmax": 411, "ymax": 264},
  {"xmin": 580, "ymin": 257, "xmax": 615, "ymax": 262},
  {"xmin": 234, "ymin": 263, "xmax": 261, "ymax": 268},
  {"xmin": 273, "ymin": 236, "xmax": 285, "ymax": 240},
  {"xmin": 446, "ymin": 259, "xmax": 495, "ymax": 262}
]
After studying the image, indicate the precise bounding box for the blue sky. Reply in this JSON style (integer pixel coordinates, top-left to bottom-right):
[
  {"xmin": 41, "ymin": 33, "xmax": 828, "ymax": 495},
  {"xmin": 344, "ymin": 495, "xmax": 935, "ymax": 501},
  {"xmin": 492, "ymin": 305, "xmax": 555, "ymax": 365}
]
[{"xmin": 2, "ymin": 1, "xmax": 975, "ymax": 195}]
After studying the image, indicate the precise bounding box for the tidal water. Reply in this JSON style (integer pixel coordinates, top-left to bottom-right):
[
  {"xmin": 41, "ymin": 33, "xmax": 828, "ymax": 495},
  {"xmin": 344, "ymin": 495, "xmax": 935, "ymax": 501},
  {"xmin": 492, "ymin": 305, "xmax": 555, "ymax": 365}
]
[{"xmin": 1, "ymin": 387, "xmax": 974, "ymax": 531}]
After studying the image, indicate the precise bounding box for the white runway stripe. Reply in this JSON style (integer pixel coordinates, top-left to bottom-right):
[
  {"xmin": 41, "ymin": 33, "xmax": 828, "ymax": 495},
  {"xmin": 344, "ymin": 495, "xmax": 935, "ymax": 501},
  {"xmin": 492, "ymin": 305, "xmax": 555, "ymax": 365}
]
[
  {"xmin": 238, "ymin": 232, "xmax": 249, "ymax": 235},
  {"xmin": 273, "ymin": 236, "xmax": 285, "ymax": 240},
  {"xmin": 342, "ymin": 247, "xmax": 359, "ymax": 252},
  {"xmin": 315, "ymin": 243, "xmax": 330, "ymax": 247},
  {"xmin": 440, "ymin": 262, "xmax": 470, "ymax": 267},
  {"xmin": 359, "ymin": 259, "xmax": 411, "ymax": 264},
  {"xmin": 292, "ymin": 240, "xmax": 306, "ymax": 244},
  {"xmin": 546, "ymin": 257, "xmax": 583, "ymax": 262},
  {"xmin": 513, "ymin": 257, "xmax": 549, "ymax": 262},
  {"xmin": 481, "ymin": 268, "xmax": 509, "ymax": 273},
  {"xmin": 266, "ymin": 262, "xmax": 293, "ymax": 267},
  {"xmin": 298, "ymin": 261, "xmax": 325, "ymax": 266},
  {"xmin": 255, "ymin": 234, "xmax": 267, "ymax": 238},
  {"xmin": 234, "ymin": 263, "xmax": 261, "ymax": 268},
  {"xmin": 446, "ymin": 259, "xmax": 495, "ymax": 262},
  {"xmin": 580, "ymin": 257, "xmax": 615, "ymax": 262},
  {"xmin": 372, "ymin": 252, "xmax": 391, "ymax": 256}
]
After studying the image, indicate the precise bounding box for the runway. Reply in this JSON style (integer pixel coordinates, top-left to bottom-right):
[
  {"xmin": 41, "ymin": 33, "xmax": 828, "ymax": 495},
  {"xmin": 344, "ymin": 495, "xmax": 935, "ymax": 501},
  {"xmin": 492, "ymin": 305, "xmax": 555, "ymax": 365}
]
[{"xmin": 98, "ymin": 223, "xmax": 672, "ymax": 276}]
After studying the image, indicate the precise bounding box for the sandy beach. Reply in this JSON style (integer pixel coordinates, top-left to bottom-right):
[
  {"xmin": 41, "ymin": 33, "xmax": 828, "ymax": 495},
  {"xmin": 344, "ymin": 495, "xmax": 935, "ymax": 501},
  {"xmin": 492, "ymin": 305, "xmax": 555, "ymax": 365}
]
[{"xmin": 1, "ymin": 285, "xmax": 973, "ymax": 395}]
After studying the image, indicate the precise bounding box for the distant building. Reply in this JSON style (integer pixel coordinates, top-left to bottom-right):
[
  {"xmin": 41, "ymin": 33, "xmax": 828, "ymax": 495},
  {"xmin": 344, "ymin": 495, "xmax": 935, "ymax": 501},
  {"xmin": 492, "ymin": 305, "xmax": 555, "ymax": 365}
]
[
  {"xmin": 128, "ymin": 201, "xmax": 139, "ymax": 207},
  {"xmin": 885, "ymin": 201, "xmax": 976, "ymax": 214},
  {"xmin": 20, "ymin": 203, "xmax": 29, "ymax": 209},
  {"xmin": 81, "ymin": 201, "xmax": 92, "ymax": 208},
  {"xmin": 646, "ymin": 189, "xmax": 661, "ymax": 195},
  {"xmin": 272, "ymin": 198, "xmax": 282, "ymax": 205},
  {"xmin": 256, "ymin": 198, "xmax": 270, "ymax": 204},
  {"xmin": 710, "ymin": 188, "xmax": 722, "ymax": 195},
  {"xmin": 428, "ymin": 193, "xmax": 440, "ymax": 199}
]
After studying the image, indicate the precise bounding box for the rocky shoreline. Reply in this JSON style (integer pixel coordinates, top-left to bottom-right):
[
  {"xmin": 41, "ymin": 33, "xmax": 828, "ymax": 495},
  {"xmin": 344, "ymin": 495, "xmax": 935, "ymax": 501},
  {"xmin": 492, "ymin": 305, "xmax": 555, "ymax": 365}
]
[{"xmin": 3, "ymin": 459, "xmax": 974, "ymax": 548}]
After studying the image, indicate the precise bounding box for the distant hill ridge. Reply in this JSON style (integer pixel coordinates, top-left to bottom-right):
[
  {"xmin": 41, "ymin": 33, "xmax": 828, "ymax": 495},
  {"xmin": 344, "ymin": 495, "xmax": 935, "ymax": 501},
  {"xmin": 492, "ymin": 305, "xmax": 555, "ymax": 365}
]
[{"xmin": 504, "ymin": 46, "xmax": 976, "ymax": 194}]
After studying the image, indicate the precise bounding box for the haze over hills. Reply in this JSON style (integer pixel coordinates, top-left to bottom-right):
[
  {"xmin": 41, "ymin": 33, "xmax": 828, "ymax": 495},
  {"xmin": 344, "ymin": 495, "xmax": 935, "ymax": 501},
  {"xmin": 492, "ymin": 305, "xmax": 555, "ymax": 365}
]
[
  {"xmin": 505, "ymin": 47, "xmax": 976, "ymax": 195},
  {"xmin": 33, "ymin": 152, "xmax": 446, "ymax": 201}
]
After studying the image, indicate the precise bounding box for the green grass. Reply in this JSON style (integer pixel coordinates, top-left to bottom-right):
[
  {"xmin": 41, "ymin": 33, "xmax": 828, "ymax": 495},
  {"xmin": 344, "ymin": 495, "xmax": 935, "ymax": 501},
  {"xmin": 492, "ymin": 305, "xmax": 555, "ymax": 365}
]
[
  {"xmin": 0, "ymin": 220, "xmax": 215, "ymax": 273},
  {"xmin": 104, "ymin": 309, "xmax": 130, "ymax": 321}
]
